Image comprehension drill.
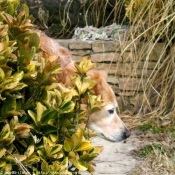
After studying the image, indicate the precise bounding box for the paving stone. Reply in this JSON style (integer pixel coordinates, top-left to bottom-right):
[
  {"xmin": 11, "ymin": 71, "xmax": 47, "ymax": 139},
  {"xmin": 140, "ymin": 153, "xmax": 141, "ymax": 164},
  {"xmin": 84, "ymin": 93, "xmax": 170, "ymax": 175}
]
[{"xmin": 81, "ymin": 134, "xmax": 141, "ymax": 175}]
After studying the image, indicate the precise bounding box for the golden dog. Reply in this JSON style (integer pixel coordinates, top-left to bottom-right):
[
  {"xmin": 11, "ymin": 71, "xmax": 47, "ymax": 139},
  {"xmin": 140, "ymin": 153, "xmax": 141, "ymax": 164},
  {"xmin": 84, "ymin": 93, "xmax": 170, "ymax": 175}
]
[{"xmin": 36, "ymin": 32, "xmax": 130, "ymax": 142}]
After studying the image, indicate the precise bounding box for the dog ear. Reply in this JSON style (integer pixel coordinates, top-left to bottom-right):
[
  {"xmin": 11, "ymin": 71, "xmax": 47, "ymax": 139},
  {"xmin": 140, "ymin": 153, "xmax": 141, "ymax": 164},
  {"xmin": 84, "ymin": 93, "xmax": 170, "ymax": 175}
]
[
  {"xmin": 98, "ymin": 70, "xmax": 108, "ymax": 80},
  {"xmin": 55, "ymin": 64, "xmax": 75, "ymax": 87},
  {"xmin": 87, "ymin": 70, "xmax": 108, "ymax": 81},
  {"xmin": 36, "ymin": 31, "xmax": 72, "ymax": 68}
]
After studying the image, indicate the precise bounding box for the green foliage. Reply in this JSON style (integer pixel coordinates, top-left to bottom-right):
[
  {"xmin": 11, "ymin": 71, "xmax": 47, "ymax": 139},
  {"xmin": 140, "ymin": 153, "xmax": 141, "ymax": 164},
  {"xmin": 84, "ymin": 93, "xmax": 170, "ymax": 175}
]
[
  {"xmin": 0, "ymin": 1, "xmax": 103, "ymax": 174},
  {"xmin": 138, "ymin": 144, "xmax": 166, "ymax": 158}
]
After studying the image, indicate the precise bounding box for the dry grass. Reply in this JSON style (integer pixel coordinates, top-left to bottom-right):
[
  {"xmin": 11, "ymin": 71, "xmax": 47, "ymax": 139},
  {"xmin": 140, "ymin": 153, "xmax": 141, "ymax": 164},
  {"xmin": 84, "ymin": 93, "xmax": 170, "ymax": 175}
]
[
  {"xmin": 119, "ymin": 0, "xmax": 175, "ymax": 121},
  {"xmin": 118, "ymin": 1, "xmax": 175, "ymax": 174},
  {"xmin": 131, "ymin": 132, "xmax": 175, "ymax": 175}
]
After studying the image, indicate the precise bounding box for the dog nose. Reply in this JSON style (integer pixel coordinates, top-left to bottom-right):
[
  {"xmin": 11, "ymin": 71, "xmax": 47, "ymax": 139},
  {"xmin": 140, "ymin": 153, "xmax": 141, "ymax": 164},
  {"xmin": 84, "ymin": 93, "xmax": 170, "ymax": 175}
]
[{"xmin": 123, "ymin": 129, "xmax": 131, "ymax": 139}]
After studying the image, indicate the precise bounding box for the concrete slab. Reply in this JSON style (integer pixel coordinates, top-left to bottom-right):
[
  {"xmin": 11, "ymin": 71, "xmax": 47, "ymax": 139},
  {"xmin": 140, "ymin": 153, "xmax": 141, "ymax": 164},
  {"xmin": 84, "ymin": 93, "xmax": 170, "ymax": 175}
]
[{"xmin": 81, "ymin": 134, "xmax": 141, "ymax": 175}]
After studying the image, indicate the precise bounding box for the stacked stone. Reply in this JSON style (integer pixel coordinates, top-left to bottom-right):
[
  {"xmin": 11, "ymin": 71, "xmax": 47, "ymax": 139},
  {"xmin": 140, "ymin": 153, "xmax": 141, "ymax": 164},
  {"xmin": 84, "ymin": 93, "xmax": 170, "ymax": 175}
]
[{"xmin": 56, "ymin": 39, "xmax": 165, "ymax": 111}]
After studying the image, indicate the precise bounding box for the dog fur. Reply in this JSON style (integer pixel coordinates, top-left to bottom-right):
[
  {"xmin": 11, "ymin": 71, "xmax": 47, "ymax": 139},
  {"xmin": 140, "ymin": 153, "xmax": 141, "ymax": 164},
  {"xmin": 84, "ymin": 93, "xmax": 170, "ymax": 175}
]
[{"xmin": 36, "ymin": 31, "xmax": 130, "ymax": 142}]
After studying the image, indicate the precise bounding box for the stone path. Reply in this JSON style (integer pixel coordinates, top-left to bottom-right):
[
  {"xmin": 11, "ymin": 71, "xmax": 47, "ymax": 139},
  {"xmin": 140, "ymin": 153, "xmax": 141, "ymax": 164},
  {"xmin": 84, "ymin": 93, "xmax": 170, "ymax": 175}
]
[{"xmin": 82, "ymin": 133, "xmax": 142, "ymax": 175}]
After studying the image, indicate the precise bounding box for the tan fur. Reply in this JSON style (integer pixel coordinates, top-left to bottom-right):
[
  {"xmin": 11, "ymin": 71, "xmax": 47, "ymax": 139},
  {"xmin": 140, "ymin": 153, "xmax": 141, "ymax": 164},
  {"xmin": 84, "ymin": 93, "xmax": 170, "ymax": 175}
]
[{"xmin": 36, "ymin": 31, "xmax": 130, "ymax": 142}]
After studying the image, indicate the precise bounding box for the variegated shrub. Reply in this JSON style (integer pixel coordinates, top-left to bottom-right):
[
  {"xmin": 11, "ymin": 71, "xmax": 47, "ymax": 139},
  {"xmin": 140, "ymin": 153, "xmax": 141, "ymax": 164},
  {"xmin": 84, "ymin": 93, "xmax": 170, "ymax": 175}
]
[{"xmin": 0, "ymin": 1, "xmax": 103, "ymax": 174}]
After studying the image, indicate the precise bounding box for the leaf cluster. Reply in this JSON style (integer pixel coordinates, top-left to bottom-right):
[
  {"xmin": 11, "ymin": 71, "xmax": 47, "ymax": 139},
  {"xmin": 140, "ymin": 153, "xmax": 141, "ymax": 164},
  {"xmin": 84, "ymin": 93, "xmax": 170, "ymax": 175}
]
[{"xmin": 0, "ymin": 1, "xmax": 103, "ymax": 174}]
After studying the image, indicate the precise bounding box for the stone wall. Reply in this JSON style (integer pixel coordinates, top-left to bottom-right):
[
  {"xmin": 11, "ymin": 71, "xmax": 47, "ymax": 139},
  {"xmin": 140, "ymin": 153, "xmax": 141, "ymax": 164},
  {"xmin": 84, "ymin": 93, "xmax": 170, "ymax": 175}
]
[{"xmin": 56, "ymin": 39, "xmax": 165, "ymax": 112}]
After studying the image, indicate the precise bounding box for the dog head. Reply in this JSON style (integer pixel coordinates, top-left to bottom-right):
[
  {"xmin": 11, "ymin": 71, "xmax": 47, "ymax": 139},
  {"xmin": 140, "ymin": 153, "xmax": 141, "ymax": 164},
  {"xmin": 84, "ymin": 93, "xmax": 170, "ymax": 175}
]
[
  {"xmin": 87, "ymin": 70, "xmax": 130, "ymax": 142},
  {"xmin": 37, "ymin": 32, "xmax": 130, "ymax": 142}
]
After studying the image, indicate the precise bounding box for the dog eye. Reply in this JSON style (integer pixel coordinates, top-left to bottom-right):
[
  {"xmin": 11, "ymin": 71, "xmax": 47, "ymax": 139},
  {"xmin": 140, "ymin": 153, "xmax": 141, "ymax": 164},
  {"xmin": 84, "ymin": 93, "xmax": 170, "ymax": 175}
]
[{"xmin": 108, "ymin": 109, "xmax": 114, "ymax": 114}]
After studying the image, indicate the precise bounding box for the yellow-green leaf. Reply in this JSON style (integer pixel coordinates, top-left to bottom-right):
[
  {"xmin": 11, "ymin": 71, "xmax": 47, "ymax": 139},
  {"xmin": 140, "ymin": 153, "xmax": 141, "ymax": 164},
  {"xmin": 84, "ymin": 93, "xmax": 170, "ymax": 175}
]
[
  {"xmin": 12, "ymin": 71, "xmax": 24, "ymax": 81},
  {"xmin": 37, "ymin": 150, "xmax": 46, "ymax": 160},
  {"xmin": 74, "ymin": 57, "xmax": 96, "ymax": 74},
  {"xmin": 23, "ymin": 154, "xmax": 40, "ymax": 165},
  {"xmin": 0, "ymin": 77, "xmax": 18, "ymax": 90},
  {"xmin": 75, "ymin": 141, "xmax": 92, "ymax": 152},
  {"xmin": 0, "ymin": 137, "xmax": 15, "ymax": 147},
  {"xmin": 0, "ymin": 148, "xmax": 6, "ymax": 158},
  {"xmin": 72, "ymin": 133, "xmax": 81, "ymax": 149},
  {"xmin": 25, "ymin": 145, "xmax": 34, "ymax": 157},
  {"xmin": 50, "ymin": 145, "xmax": 63, "ymax": 155},
  {"xmin": 13, "ymin": 154, "xmax": 27, "ymax": 162},
  {"xmin": 36, "ymin": 102, "xmax": 46, "ymax": 123},
  {"xmin": 43, "ymin": 136, "xmax": 54, "ymax": 146},
  {"xmin": 28, "ymin": 110, "xmax": 37, "ymax": 126},
  {"xmin": 60, "ymin": 101, "xmax": 75, "ymax": 114},
  {"xmin": 49, "ymin": 134, "xmax": 58, "ymax": 143},
  {"xmin": 41, "ymin": 160, "xmax": 49, "ymax": 174},
  {"xmin": 69, "ymin": 158, "xmax": 88, "ymax": 171},
  {"xmin": 0, "ymin": 163, "xmax": 12, "ymax": 173},
  {"xmin": 64, "ymin": 139, "xmax": 74, "ymax": 152},
  {"xmin": 0, "ymin": 124, "xmax": 10, "ymax": 139},
  {"xmin": 0, "ymin": 68, "xmax": 5, "ymax": 83},
  {"xmin": 0, "ymin": 160, "xmax": 6, "ymax": 168},
  {"xmin": 75, "ymin": 128, "xmax": 83, "ymax": 142}
]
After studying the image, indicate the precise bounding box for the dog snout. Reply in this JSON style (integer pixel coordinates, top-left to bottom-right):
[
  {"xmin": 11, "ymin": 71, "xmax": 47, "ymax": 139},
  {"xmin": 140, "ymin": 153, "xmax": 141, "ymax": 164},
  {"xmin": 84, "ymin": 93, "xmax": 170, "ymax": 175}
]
[{"xmin": 123, "ymin": 128, "xmax": 130, "ymax": 139}]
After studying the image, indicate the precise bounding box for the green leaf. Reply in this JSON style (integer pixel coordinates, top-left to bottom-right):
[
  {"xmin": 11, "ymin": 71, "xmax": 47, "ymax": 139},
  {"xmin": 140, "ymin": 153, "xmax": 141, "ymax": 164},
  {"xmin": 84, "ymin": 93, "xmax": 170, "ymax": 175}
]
[
  {"xmin": 70, "ymin": 75, "xmax": 81, "ymax": 93},
  {"xmin": 45, "ymin": 83, "xmax": 60, "ymax": 91},
  {"xmin": 80, "ymin": 153, "xmax": 98, "ymax": 162},
  {"xmin": 0, "ymin": 68, "xmax": 5, "ymax": 83},
  {"xmin": 72, "ymin": 133, "xmax": 81, "ymax": 149},
  {"xmin": 23, "ymin": 154, "xmax": 40, "ymax": 165},
  {"xmin": 75, "ymin": 141, "xmax": 92, "ymax": 152},
  {"xmin": 11, "ymin": 154, "xmax": 27, "ymax": 162},
  {"xmin": 60, "ymin": 101, "xmax": 75, "ymax": 114},
  {"xmin": 0, "ymin": 124, "xmax": 10, "ymax": 139},
  {"xmin": 88, "ymin": 94, "xmax": 103, "ymax": 113},
  {"xmin": 25, "ymin": 145, "xmax": 34, "ymax": 157},
  {"xmin": 43, "ymin": 136, "xmax": 54, "ymax": 146},
  {"xmin": 0, "ymin": 77, "xmax": 18, "ymax": 91},
  {"xmin": 69, "ymin": 158, "xmax": 88, "ymax": 171},
  {"xmin": 0, "ymin": 137, "xmax": 15, "ymax": 147},
  {"xmin": 28, "ymin": 110, "xmax": 37, "ymax": 126},
  {"xmin": 50, "ymin": 145, "xmax": 63, "ymax": 155},
  {"xmin": 49, "ymin": 134, "xmax": 58, "ymax": 143},
  {"xmin": 37, "ymin": 150, "xmax": 46, "ymax": 160},
  {"xmin": 44, "ymin": 144, "xmax": 63, "ymax": 159},
  {"xmin": 0, "ymin": 160, "xmax": 6, "ymax": 168},
  {"xmin": 0, "ymin": 148, "xmax": 6, "ymax": 158},
  {"xmin": 74, "ymin": 57, "xmax": 96, "ymax": 74},
  {"xmin": 9, "ymin": 82, "xmax": 27, "ymax": 91},
  {"xmin": 41, "ymin": 160, "xmax": 49, "ymax": 174},
  {"xmin": 0, "ymin": 163, "xmax": 12, "ymax": 174},
  {"xmin": 28, "ymin": 33, "xmax": 40, "ymax": 48},
  {"xmin": 61, "ymin": 91, "xmax": 73, "ymax": 107},
  {"xmin": 64, "ymin": 139, "xmax": 74, "ymax": 152},
  {"xmin": 36, "ymin": 102, "xmax": 47, "ymax": 123},
  {"xmin": 21, "ymin": 3, "xmax": 30, "ymax": 17},
  {"xmin": 11, "ymin": 71, "xmax": 24, "ymax": 81},
  {"xmin": 49, "ymin": 64, "xmax": 61, "ymax": 75},
  {"xmin": 60, "ymin": 157, "xmax": 69, "ymax": 170},
  {"xmin": 40, "ymin": 110, "xmax": 58, "ymax": 125},
  {"xmin": 75, "ymin": 127, "xmax": 83, "ymax": 142},
  {"xmin": 42, "ymin": 125, "xmax": 57, "ymax": 134}
]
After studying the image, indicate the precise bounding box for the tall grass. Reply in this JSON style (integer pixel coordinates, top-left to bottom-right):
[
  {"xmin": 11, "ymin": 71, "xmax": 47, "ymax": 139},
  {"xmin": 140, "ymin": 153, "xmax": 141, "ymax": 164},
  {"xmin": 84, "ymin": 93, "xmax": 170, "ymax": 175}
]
[
  {"xmin": 123, "ymin": 0, "xmax": 175, "ymax": 121},
  {"xmin": 123, "ymin": 0, "xmax": 175, "ymax": 173}
]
